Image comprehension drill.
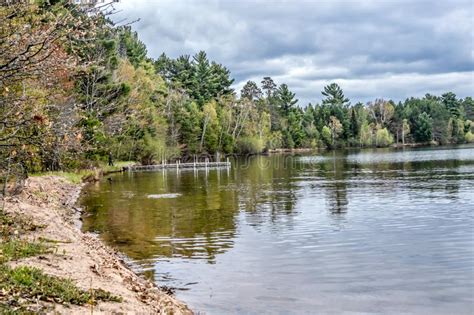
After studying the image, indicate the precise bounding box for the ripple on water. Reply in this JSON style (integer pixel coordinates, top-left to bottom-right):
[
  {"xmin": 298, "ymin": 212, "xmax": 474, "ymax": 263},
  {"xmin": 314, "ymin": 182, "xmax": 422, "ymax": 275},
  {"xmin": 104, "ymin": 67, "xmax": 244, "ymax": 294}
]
[{"xmin": 81, "ymin": 146, "xmax": 474, "ymax": 315}]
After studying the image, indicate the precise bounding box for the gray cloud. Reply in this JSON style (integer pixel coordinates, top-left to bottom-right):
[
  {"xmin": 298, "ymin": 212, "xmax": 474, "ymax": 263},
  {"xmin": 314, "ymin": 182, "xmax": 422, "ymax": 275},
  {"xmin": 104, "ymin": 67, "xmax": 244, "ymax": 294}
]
[{"xmin": 112, "ymin": 0, "xmax": 474, "ymax": 104}]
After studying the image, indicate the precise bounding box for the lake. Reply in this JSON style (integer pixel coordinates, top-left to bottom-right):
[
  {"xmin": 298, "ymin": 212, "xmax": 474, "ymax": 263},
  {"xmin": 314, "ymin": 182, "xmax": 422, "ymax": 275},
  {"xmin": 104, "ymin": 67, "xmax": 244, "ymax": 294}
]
[{"xmin": 80, "ymin": 145, "xmax": 474, "ymax": 314}]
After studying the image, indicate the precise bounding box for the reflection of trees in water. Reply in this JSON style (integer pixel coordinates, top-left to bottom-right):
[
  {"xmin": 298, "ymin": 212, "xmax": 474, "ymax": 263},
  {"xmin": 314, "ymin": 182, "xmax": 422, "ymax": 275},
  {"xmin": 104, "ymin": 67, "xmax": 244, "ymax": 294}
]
[
  {"xmin": 81, "ymin": 150, "xmax": 470, "ymax": 267},
  {"xmin": 405, "ymin": 159, "xmax": 463, "ymax": 199},
  {"xmin": 235, "ymin": 155, "xmax": 298, "ymax": 228},
  {"xmin": 81, "ymin": 155, "xmax": 303, "ymax": 264},
  {"xmin": 81, "ymin": 170, "xmax": 239, "ymax": 263},
  {"xmin": 392, "ymin": 159, "xmax": 463, "ymax": 200},
  {"xmin": 318, "ymin": 151, "xmax": 349, "ymax": 215}
]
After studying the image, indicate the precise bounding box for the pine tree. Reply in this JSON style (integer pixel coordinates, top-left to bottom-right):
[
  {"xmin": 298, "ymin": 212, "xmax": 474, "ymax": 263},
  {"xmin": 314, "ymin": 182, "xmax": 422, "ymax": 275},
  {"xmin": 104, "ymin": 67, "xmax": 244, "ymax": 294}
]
[
  {"xmin": 322, "ymin": 83, "xmax": 350, "ymax": 107},
  {"xmin": 276, "ymin": 84, "xmax": 298, "ymax": 115}
]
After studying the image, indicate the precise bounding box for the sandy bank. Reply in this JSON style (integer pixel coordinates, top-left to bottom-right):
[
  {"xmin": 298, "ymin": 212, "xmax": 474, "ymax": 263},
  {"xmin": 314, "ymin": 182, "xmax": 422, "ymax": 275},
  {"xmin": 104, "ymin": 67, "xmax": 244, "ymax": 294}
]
[{"xmin": 3, "ymin": 175, "xmax": 192, "ymax": 314}]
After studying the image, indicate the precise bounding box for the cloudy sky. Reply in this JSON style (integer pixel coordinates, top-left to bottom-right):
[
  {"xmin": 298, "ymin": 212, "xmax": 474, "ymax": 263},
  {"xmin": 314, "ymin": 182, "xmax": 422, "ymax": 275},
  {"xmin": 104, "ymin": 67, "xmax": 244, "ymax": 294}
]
[{"xmin": 112, "ymin": 0, "xmax": 474, "ymax": 105}]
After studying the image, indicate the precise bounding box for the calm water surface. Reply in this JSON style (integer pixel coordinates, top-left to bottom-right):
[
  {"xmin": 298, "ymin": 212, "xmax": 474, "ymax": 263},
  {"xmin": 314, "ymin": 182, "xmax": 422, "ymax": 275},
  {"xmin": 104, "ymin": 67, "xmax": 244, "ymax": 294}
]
[{"xmin": 81, "ymin": 146, "xmax": 474, "ymax": 314}]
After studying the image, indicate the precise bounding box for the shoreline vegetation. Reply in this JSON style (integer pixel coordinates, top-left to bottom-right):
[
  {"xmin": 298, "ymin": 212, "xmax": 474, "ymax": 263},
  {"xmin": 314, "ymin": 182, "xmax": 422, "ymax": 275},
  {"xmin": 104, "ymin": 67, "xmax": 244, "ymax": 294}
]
[
  {"xmin": 1, "ymin": 1, "xmax": 473, "ymax": 193},
  {"xmin": 1, "ymin": 175, "xmax": 192, "ymax": 314}
]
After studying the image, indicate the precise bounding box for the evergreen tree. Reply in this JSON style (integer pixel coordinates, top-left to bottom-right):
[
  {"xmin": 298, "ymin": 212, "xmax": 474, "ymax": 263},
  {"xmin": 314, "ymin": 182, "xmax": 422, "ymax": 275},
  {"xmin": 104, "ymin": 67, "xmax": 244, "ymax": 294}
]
[
  {"xmin": 241, "ymin": 80, "xmax": 263, "ymax": 101},
  {"xmin": 442, "ymin": 92, "xmax": 461, "ymax": 118},
  {"xmin": 118, "ymin": 26, "xmax": 147, "ymax": 68},
  {"xmin": 154, "ymin": 53, "xmax": 173, "ymax": 81},
  {"xmin": 350, "ymin": 108, "xmax": 359, "ymax": 138},
  {"xmin": 276, "ymin": 84, "xmax": 298, "ymax": 115},
  {"xmin": 322, "ymin": 83, "xmax": 350, "ymax": 107},
  {"xmin": 261, "ymin": 76, "xmax": 277, "ymax": 99},
  {"xmin": 414, "ymin": 112, "xmax": 433, "ymax": 142}
]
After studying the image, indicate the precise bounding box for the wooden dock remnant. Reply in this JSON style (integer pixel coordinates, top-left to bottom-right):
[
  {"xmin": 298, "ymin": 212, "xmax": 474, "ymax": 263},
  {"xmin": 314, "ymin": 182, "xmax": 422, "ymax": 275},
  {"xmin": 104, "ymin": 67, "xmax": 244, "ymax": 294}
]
[{"xmin": 124, "ymin": 159, "xmax": 231, "ymax": 172}]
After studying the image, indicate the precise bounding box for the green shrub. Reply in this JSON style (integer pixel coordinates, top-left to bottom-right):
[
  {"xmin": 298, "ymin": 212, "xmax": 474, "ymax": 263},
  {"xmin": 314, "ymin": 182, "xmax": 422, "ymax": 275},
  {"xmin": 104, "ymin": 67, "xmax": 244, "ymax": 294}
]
[
  {"xmin": 465, "ymin": 131, "xmax": 474, "ymax": 143},
  {"xmin": 237, "ymin": 136, "xmax": 265, "ymax": 154},
  {"xmin": 376, "ymin": 128, "xmax": 394, "ymax": 147}
]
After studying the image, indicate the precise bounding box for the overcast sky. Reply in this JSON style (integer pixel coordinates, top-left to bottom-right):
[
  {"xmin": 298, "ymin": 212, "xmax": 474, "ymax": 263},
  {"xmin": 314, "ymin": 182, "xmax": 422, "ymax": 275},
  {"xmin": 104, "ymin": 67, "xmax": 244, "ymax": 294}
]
[{"xmin": 112, "ymin": 0, "xmax": 474, "ymax": 105}]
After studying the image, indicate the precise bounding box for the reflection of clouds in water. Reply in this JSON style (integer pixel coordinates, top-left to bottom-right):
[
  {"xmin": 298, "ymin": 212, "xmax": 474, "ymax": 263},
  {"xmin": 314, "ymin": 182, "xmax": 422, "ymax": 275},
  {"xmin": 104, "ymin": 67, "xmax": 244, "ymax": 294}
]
[
  {"xmin": 299, "ymin": 156, "xmax": 332, "ymax": 163},
  {"xmin": 298, "ymin": 146, "xmax": 474, "ymax": 166},
  {"xmin": 147, "ymin": 193, "xmax": 182, "ymax": 199},
  {"xmin": 347, "ymin": 147, "xmax": 473, "ymax": 164}
]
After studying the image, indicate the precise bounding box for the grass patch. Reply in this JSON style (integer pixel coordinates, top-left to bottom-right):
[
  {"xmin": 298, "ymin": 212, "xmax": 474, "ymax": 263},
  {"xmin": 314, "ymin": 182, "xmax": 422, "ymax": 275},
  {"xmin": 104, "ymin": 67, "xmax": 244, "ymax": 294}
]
[
  {"xmin": 0, "ymin": 265, "xmax": 121, "ymax": 307},
  {"xmin": 31, "ymin": 161, "xmax": 136, "ymax": 183},
  {"xmin": 101, "ymin": 161, "xmax": 136, "ymax": 173},
  {"xmin": 0, "ymin": 239, "xmax": 49, "ymax": 263},
  {"xmin": 0, "ymin": 213, "xmax": 41, "ymax": 239},
  {"xmin": 38, "ymin": 237, "xmax": 72, "ymax": 244},
  {"xmin": 30, "ymin": 171, "xmax": 91, "ymax": 184}
]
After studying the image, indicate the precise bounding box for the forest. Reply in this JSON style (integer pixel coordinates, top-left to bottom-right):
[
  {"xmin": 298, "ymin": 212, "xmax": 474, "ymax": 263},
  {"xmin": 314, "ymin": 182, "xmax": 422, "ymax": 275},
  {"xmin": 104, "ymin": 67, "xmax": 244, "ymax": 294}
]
[{"xmin": 1, "ymin": 1, "xmax": 473, "ymax": 186}]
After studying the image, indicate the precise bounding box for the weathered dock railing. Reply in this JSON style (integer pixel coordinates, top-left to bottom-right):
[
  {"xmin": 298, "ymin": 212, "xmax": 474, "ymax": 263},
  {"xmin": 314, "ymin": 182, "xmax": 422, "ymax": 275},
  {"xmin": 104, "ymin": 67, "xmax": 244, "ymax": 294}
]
[{"xmin": 124, "ymin": 159, "xmax": 231, "ymax": 172}]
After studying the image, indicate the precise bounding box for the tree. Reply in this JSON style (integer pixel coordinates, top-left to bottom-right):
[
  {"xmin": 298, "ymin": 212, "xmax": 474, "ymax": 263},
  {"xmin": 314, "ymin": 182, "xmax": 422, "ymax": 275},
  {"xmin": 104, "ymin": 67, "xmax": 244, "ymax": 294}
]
[
  {"xmin": 170, "ymin": 55, "xmax": 194, "ymax": 91},
  {"xmin": 322, "ymin": 83, "xmax": 350, "ymax": 107},
  {"xmin": 200, "ymin": 101, "xmax": 219, "ymax": 152},
  {"xmin": 442, "ymin": 92, "xmax": 461, "ymax": 118},
  {"xmin": 158, "ymin": 51, "xmax": 234, "ymax": 106},
  {"xmin": 401, "ymin": 119, "xmax": 410, "ymax": 145},
  {"xmin": 0, "ymin": 2, "xmax": 98, "ymax": 187},
  {"xmin": 321, "ymin": 126, "xmax": 332, "ymax": 147},
  {"xmin": 349, "ymin": 108, "xmax": 359, "ymax": 138},
  {"xmin": 367, "ymin": 99, "xmax": 394, "ymax": 126},
  {"xmin": 375, "ymin": 128, "xmax": 394, "ymax": 147},
  {"xmin": 329, "ymin": 116, "xmax": 343, "ymax": 145},
  {"xmin": 276, "ymin": 84, "xmax": 298, "ymax": 115},
  {"xmin": 288, "ymin": 110, "xmax": 305, "ymax": 147},
  {"xmin": 414, "ymin": 112, "xmax": 432, "ymax": 142},
  {"xmin": 463, "ymin": 97, "xmax": 474, "ymax": 121},
  {"xmin": 261, "ymin": 77, "xmax": 277, "ymax": 99},
  {"xmin": 176, "ymin": 101, "xmax": 202, "ymax": 153},
  {"xmin": 192, "ymin": 51, "xmax": 212, "ymax": 105},
  {"xmin": 118, "ymin": 26, "xmax": 148, "ymax": 68},
  {"xmin": 359, "ymin": 122, "xmax": 373, "ymax": 146},
  {"xmin": 240, "ymin": 81, "xmax": 262, "ymax": 101},
  {"xmin": 154, "ymin": 53, "xmax": 172, "ymax": 81}
]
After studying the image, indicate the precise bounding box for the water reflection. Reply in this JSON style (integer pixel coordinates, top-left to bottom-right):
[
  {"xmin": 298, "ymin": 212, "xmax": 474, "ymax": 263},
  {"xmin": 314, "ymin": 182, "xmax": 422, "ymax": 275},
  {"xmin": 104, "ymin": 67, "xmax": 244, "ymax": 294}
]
[
  {"xmin": 82, "ymin": 169, "xmax": 239, "ymax": 264},
  {"xmin": 81, "ymin": 145, "xmax": 474, "ymax": 314},
  {"xmin": 81, "ymin": 146, "xmax": 474, "ymax": 261}
]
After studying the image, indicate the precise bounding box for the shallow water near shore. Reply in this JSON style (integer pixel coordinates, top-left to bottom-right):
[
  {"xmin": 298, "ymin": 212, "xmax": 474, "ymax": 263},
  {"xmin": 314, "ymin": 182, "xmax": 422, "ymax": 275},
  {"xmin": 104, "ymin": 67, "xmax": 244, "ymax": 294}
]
[{"xmin": 81, "ymin": 145, "xmax": 474, "ymax": 314}]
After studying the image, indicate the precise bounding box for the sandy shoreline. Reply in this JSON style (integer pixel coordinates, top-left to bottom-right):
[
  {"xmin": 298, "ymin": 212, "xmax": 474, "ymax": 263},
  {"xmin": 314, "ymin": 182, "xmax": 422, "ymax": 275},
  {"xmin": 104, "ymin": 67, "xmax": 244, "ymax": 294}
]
[{"xmin": 3, "ymin": 175, "xmax": 192, "ymax": 314}]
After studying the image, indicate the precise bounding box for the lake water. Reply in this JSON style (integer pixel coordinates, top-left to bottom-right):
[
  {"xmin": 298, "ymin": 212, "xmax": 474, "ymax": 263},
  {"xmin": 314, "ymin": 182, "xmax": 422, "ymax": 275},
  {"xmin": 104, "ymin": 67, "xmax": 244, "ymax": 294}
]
[{"xmin": 80, "ymin": 145, "xmax": 474, "ymax": 314}]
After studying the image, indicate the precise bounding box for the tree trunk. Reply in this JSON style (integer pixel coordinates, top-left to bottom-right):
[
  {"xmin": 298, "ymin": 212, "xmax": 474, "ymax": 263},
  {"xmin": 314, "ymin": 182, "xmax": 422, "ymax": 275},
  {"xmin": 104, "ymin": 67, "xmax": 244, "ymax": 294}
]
[
  {"xmin": 402, "ymin": 127, "xmax": 405, "ymax": 145},
  {"xmin": 200, "ymin": 115, "xmax": 210, "ymax": 151}
]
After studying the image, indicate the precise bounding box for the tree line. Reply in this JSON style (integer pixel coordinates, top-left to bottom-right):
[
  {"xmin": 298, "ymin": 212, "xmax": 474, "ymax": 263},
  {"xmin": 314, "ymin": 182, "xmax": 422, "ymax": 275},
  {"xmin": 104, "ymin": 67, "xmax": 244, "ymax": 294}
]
[{"xmin": 1, "ymin": 1, "xmax": 473, "ymax": 189}]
